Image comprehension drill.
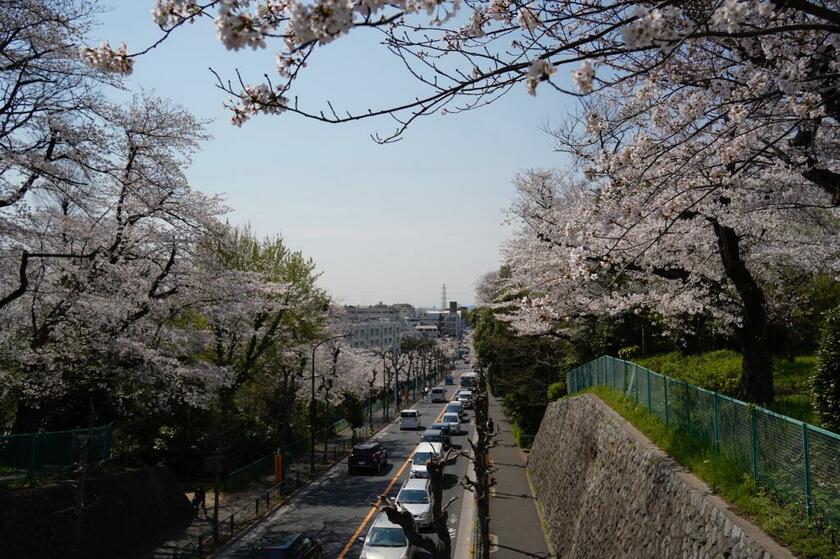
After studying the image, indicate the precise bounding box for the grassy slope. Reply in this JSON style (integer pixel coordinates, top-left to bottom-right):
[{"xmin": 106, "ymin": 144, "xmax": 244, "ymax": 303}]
[
  {"xmin": 635, "ymin": 351, "xmax": 820, "ymax": 426},
  {"xmin": 585, "ymin": 386, "xmax": 839, "ymax": 559}
]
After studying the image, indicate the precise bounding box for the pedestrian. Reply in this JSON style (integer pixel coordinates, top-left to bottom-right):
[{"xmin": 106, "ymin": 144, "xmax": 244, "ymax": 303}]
[{"xmin": 192, "ymin": 486, "xmax": 209, "ymax": 520}]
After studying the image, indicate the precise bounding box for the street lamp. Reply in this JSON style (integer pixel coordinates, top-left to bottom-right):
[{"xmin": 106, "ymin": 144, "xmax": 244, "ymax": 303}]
[{"xmin": 311, "ymin": 333, "xmax": 349, "ymax": 475}]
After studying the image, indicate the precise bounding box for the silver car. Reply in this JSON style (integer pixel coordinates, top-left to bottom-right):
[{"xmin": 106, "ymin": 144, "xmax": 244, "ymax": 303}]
[
  {"xmin": 442, "ymin": 412, "xmax": 462, "ymax": 435},
  {"xmin": 395, "ymin": 477, "xmax": 432, "ymax": 529},
  {"xmin": 360, "ymin": 511, "xmax": 416, "ymax": 559}
]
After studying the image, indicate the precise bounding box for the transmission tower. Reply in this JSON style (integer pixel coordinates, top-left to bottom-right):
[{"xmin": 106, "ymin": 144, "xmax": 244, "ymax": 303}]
[{"xmin": 441, "ymin": 284, "xmax": 447, "ymax": 310}]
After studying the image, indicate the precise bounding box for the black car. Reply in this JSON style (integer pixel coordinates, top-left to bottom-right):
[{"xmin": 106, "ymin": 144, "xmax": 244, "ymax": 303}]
[
  {"xmin": 348, "ymin": 441, "xmax": 389, "ymax": 474},
  {"xmin": 249, "ymin": 533, "xmax": 322, "ymax": 559}
]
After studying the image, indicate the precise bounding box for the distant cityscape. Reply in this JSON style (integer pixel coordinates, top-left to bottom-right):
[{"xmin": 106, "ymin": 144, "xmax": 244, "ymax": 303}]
[{"xmin": 343, "ymin": 301, "xmax": 469, "ymax": 348}]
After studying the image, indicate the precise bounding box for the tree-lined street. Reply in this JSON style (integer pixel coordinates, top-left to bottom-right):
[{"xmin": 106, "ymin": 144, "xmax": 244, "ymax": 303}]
[{"xmin": 217, "ymin": 375, "xmax": 475, "ymax": 559}]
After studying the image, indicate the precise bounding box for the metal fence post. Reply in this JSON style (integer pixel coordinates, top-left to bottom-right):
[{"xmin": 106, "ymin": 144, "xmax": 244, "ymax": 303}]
[
  {"xmin": 663, "ymin": 377, "xmax": 670, "ymax": 425},
  {"xmin": 683, "ymin": 380, "xmax": 690, "ymax": 429},
  {"xmin": 750, "ymin": 407, "xmax": 758, "ymax": 481},
  {"xmin": 633, "ymin": 365, "xmax": 639, "ymax": 403},
  {"xmin": 28, "ymin": 433, "xmax": 39, "ymax": 482},
  {"xmin": 646, "ymin": 369, "xmax": 652, "ymax": 411},
  {"xmin": 802, "ymin": 423, "xmax": 813, "ymax": 520},
  {"xmin": 712, "ymin": 392, "xmax": 720, "ymax": 453},
  {"xmin": 230, "ymin": 514, "xmax": 235, "ymax": 537}
]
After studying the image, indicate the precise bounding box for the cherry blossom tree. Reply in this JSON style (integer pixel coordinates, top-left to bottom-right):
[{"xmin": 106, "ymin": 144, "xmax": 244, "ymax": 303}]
[
  {"xmin": 0, "ymin": 92, "xmax": 232, "ymax": 431},
  {"xmin": 1, "ymin": 1, "xmax": 120, "ymax": 214},
  {"xmin": 81, "ymin": 0, "xmax": 840, "ymax": 158},
  {"xmin": 500, "ymin": 169, "xmax": 839, "ymax": 403}
]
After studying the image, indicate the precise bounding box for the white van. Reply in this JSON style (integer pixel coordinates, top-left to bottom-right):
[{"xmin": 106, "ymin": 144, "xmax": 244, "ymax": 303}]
[
  {"xmin": 430, "ymin": 387, "xmax": 447, "ymax": 403},
  {"xmin": 400, "ymin": 409, "xmax": 422, "ymax": 430}
]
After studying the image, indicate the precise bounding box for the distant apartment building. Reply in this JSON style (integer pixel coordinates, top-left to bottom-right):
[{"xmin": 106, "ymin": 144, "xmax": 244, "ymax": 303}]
[
  {"xmin": 344, "ymin": 304, "xmax": 415, "ymax": 349},
  {"xmin": 408, "ymin": 301, "xmax": 465, "ymax": 339},
  {"xmin": 344, "ymin": 301, "xmax": 465, "ymax": 348}
]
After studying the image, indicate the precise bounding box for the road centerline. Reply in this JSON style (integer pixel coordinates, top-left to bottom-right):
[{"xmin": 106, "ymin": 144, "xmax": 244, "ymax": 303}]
[{"xmin": 336, "ymin": 404, "xmax": 448, "ymax": 559}]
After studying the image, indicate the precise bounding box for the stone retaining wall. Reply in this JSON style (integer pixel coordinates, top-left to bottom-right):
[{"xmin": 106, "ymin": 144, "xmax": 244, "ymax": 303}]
[
  {"xmin": 0, "ymin": 465, "xmax": 192, "ymax": 558},
  {"xmin": 527, "ymin": 394, "xmax": 796, "ymax": 559}
]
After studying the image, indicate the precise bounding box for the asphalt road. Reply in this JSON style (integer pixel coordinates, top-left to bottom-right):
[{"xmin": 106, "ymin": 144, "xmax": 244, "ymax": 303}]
[{"xmin": 216, "ymin": 377, "xmax": 474, "ymax": 559}]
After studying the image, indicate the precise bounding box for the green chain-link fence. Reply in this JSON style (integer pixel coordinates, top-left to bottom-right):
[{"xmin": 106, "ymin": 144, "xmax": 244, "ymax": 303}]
[
  {"xmin": 567, "ymin": 355, "xmax": 840, "ymax": 528},
  {"xmin": 0, "ymin": 425, "xmax": 112, "ymax": 481}
]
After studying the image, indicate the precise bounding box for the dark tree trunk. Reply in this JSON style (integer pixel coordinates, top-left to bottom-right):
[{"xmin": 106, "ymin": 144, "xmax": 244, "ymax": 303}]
[
  {"xmin": 471, "ymin": 371, "xmax": 494, "ymax": 559},
  {"xmin": 12, "ymin": 401, "xmax": 43, "ymax": 434},
  {"xmin": 382, "ymin": 452, "xmax": 452, "ymax": 559},
  {"xmin": 712, "ymin": 221, "xmax": 775, "ymax": 404}
]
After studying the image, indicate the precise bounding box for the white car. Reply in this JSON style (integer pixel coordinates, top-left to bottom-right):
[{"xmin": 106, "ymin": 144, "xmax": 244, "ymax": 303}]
[
  {"xmin": 430, "ymin": 387, "xmax": 447, "ymax": 403},
  {"xmin": 410, "ymin": 441, "xmax": 443, "ymax": 478},
  {"xmin": 360, "ymin": 511, "xmax": 416, "ymax": 559},
  {"xmin": 441, "ymin": 412, "xmax": 462, "ymax": 435},
  {"xmin": 399, "ymin": 409, "xmax": 422, "ymax": 430},
  {"xmin": 457, "ymin": 390, "xmax": 473, "ymax": 409},
  {"xmin": 395, "ymin": 477, "xmax": 433, "ymax": 529}
]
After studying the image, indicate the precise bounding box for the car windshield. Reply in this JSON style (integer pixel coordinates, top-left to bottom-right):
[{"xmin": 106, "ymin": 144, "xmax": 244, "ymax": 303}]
[
  {"xmin": 430, "ymin": 424, "xmax": 445, "ymax": 431},
  {"xmin": 398, "ymin": 489, "xmax": 429, "ymax": 504},
  {"xmin": 445, "ymin": 405, "xmax": 459, "ymax": 413},
  {"xmin": 353, "ymin": 447, "xmax": 376, "ymax": 456},
  {"xmin": 422, "ymin": 433, "xmax": 440, "ymax": 440},
  {"xmin": 367, "ymin": 527, "xmax": 407, "ymax": 547},
  {"xmin": 413, "ymin": 452, "xmax": 432, "ymax": 465},
  {"xmin": 443, "ymin": 414, "xmax": 459, "ymax": 423}
]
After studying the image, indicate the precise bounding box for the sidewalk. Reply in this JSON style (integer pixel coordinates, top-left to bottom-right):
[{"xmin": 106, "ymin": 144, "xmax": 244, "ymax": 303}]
[{"xmin": 488, "ymin": 395, "xmax": 554, "ymax": 558}]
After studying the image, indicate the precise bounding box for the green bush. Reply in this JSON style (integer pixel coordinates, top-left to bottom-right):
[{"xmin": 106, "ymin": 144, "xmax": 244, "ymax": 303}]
[
  {"xmin": 636, "ymin": 350, "xmax": 743, "ymax": 394},
  {"xmin": 547, "ymin": 380, "xmax": 567, "ymax": 402},
  {"xmin": 813, "ymin": 306, "xmax": 840, "ymax": 432},
  {"xmin": 618, "ymin": 345, "xmax": 640, "ymax": 360}
]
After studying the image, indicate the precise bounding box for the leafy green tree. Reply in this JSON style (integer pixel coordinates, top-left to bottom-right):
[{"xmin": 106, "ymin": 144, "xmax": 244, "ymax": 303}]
[{"xmin": 340, "ymin": 391, "xmax": 365, "ymax": 442}]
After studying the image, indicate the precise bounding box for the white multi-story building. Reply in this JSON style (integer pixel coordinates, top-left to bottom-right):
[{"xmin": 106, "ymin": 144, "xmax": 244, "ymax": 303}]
[{"xmin": 344, "ymin": 304, "xmax": 415, "ymax": 349}]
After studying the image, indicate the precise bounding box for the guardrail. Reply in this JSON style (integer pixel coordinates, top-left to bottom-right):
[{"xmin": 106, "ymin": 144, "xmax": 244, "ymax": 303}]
[{"xmin": 567, "ymin": 355, "xmax": 840, "ymax": 528}]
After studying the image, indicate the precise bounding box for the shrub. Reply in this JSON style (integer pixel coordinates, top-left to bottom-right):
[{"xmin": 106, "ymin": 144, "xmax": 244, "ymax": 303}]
[
  {"xmin": 813, "ymin": 306, "xmax": 840, "ymax": 432},
  {"xmin": 618, "ymin": 345, "xmax": 640, "ymax": 360},
  {"xmin": 636, "ymin": 350, "xmax": 742, "ymax": 394},
  {"xmin": 547, "ymin": 380, "xmax": 567, "ymax": 402}
]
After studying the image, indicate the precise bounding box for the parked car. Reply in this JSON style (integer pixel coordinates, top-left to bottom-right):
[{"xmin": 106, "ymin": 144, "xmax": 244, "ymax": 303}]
[
  {"xmin": 348, "ymin": 442, "xmax": 389, "ymax": 474},
  {"xmin": 399, "ymin": 409, "xmax": 422, "ymax": 430},
  {"xmin": 395, "ymin": 478, "xmax": 433, "ymax": 529},
  {"xmin": 427, "ymin": 422, "xmax": 452, "ymax": 447},
  {"xmin": 420, "ymin": 428, "xmax": 449, "ymax": 449},
  {"xmin": 430, "ymin": 387, "xmax": 447, "ymax": 403},
  {"xmin": 442, "ymin": 412, "xmax": 462, "ymax": 435},
  {"xmin": 444, "ymin": 375, "xmax": 454, "ymax": 385},
  {"xmin": 457, "ymin": 390, "xmax": 474, "ymax": 409},
  {"xmin": 360, "ymin": 511, "xmax": 416, "ymax": 559},
  {"xmin": 249, "ymin": 533, "xmax": 322, "ymax": 559},
  {"xmin": 445, "ymin": 401, "xmax": 466, "ymax": 421},
  {"xmin": 410, "ymin": 442, "xmax": 443, "ymax": 478}
]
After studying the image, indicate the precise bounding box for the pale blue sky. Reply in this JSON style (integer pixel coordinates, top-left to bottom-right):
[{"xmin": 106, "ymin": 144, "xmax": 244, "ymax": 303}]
[{"xmin": 96, "ymin": 3, "xmax": 574, "ymax": 306}]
